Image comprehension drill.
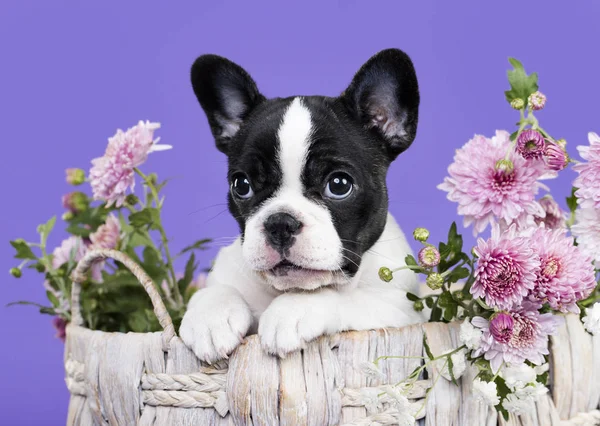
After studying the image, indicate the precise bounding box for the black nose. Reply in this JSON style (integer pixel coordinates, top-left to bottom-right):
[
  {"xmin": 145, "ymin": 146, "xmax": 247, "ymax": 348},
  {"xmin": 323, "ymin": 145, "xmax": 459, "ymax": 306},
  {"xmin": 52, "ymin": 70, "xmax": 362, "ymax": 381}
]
[{"xmin": 264, "ymin": 212, "xmax": 303, "ymax": 252}]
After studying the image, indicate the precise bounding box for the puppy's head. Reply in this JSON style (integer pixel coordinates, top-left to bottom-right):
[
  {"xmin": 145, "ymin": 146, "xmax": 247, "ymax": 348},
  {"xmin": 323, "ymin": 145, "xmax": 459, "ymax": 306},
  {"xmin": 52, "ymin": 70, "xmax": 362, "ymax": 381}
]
[{"xmin": 191, "ymin": 49, "xmax": 419, "ymax": 291}]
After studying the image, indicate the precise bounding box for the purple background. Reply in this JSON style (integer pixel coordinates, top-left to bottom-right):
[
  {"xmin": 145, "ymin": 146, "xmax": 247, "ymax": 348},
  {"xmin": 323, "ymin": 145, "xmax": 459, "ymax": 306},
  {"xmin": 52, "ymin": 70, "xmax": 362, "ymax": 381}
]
[{"xmin": 1, "ymin": 1, "xmax": 599, "ymax": 424}]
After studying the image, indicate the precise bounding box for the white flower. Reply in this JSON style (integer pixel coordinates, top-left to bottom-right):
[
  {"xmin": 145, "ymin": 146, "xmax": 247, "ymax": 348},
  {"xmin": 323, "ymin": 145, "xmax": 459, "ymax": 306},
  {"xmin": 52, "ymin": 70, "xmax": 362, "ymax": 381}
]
[
  {"xmin": 436, "ymin": 349, "xmax": 467, "ymax": 381},
  {"xmin": 382, "ymin": 385, "xmax": 410, "ymax": 410},
  {"xmin": 359, "ymin": 361, "xmax": 385, "ymax": 381},
  {"xmin": 473, "ymin": 378, "xmax": 500, "ymax": 406},
  {"xmin": 514, "ymin": 381, "xmax": 548, "ymax": 401},
  {"xmin": 534, "ymin": 363, "xmax": 549, "ymax": 376},
  {"xmin": 583, "ymin": 303, "xmax": 600, "ymax": 335},
  {"xmin": 500, "ymin": 363, "xmax": 537, "ymax": 391},
  {"xmin": 459, "ymin": 319, "xmax": 482, "ymax": 350},
  {"xmin": 502, "ymin": 393, "xmax": 535, "ymax": 415},
  {"xmin": 392, "ymin": 410, "xmax": 417, "ymax": 426},
  {"xmin": 359, "ymin": 388, "xmax": 382, "ymax": 414}
]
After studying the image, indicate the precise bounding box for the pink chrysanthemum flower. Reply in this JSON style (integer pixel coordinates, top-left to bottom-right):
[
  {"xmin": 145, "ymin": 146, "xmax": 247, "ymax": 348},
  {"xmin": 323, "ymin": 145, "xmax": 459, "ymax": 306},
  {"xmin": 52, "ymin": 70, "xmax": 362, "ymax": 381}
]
[
  {"xmin": 528, "ymin": 91, "xmax": 547, "ymax": 111},
  {"xmin": 89, "ymin": 214, "xmax": 121, "ymax": 250},
  {"xmin": 472, "ymin": 302, "xmax": 562, "ymax": 373},
  {"xmin": 418, "ymin": 246, "xmax": 441, "ymax": 268},
  {"xmin": 438, "ymin": 130, "xmax": 547, "ymax": 236},
  {"xmin": 489, "ymin": 312, "xmax": 514, "ymax": 344},
  {"xmin": 573, "ymin": 132, "xmax": 600, "ymax": 210},
  {"xmin": 471, "ymin": 224, "xmax": 540, "ymax": 310},
  {"xmin": 544, "ymin": 143, "xmax": 568, "ymax": 171},
  {"xmin": 517, "ymin": 130, "xmax": 545, "ymax": 160},
  {"xmin": 527, "ymin": 227, "xmax": 596, "ymax": 313},
  {"xmin": 89, "ymin": 121, "xmax": 171, "ymax": 207},
  {"xmin": 571, "ymin": 207, "xmax": 600, "ymax": 264},
  {"xmin": 52, "ymin": 236, "xmax": 87, "ymax": 269},
  {"xmin": 52, "ymin": 317, "xmax": 67, "ymax": 342},
  {"xmin": 534, "ymin": 195, "xmax": 566, "ymax": 230}
]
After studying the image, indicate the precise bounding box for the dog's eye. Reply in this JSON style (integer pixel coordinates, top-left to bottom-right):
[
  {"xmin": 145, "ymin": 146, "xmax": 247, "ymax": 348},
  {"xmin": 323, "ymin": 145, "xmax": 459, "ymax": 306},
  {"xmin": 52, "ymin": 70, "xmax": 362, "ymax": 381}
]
[
  {"xmin": 231, "ymin": 173, "xmax": 254, "ymax": 199},
  {"xmin": 324, "ymin": 173, "xmax": 353, "ymax": 200}
]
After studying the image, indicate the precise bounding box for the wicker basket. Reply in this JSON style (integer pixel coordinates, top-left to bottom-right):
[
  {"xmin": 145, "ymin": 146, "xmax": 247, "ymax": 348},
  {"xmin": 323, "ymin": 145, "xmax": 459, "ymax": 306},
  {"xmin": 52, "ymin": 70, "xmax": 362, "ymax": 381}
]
[{"xmin": 64, "ymin": 249, "xmax": 600, "ymax": 425}]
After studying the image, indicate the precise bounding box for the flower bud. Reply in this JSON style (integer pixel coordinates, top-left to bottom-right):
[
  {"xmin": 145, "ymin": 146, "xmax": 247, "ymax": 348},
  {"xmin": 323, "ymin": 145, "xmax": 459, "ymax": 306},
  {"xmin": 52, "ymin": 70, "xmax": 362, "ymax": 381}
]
[
  {"xmin": 65, "ymin": 168, "xmax": 86, "ymax": 185},
  {"xmin": 413, "ymin": 227, "xmax": 430, "ymax": 242},
  {"xmin": 14, "ymin": 238, "xmax": 26, "ymax": 245},
  {"xmin": 9, "ymin": 267, "xmax": 22, "ymax": 278},
  {"xmin": 125, "ymin": 194, "xmax": 140, "ymax": 205},
  {"xmin": 378, "ymin": 267, "xmax": 393, "ymax": 282},
  {"xmin": 426, "ymin": 273, "xmax": 444, "ymax": 290},
  {"xmin": 495, "ymin": 159, "xmax": 514, "ymax": 173},
  {"xmin": 35, "ymin": 263, "xmax": 45, "ymax": 273},
  {"xmin": 510, "ymin": 98, "xmax": 525, "ymax": 110},
  {"xmin": 62, "ymin": 192, "xmax": 89, "ymax": 213},
  {"xmin": 453, "ymin": 290, "xmax": 465, "ymax": 301},
  {"xmin": 544, "ymin": 143, "xmax": 568, "ymax": 171},
  {"xmin": 489, "ymin": 312, "xmax": 514, "ymax": 343},
  {"xmin": 418, "ymin": 246, "xmax": 441, "ymax": 268},
  {"xmin": 556, "ymin": 138, "xmax": 567, "ymax": 149},
  {"xmin": 516, "ymin": 129, "xmax": 545, "ymax": 160},
  {"xmin": 147, "ymin": 173, "xmax": 158, "ymax": 185},
  {"xmin": 414, "ymin": 300, "xmax": 424, "ymax": 312},
  {"xmin": 528, "ymin": 91, "xmax": 546, "ymax": 111},
  {"xmin": 62, "ymin": 211, "xmax": 74, "ymax": 221},
  {"xmin": 438, "ymin": 291, "xmax": 453, "ymax": 307}
]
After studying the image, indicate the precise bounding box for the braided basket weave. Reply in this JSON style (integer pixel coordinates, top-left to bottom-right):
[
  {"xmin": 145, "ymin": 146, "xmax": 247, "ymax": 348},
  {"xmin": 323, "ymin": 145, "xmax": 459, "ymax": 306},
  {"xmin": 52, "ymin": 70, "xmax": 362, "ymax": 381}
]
[{"xmin": 65, "ymin": 249, "xmax": 600, "ymax": 425}]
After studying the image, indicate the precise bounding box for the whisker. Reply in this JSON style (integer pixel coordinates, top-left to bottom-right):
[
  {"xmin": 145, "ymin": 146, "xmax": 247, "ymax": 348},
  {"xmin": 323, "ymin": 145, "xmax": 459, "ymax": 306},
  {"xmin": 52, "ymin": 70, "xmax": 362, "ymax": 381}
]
[{"xmin": 187, "ymin": 203, "xmax": 229, "ymax": 216}]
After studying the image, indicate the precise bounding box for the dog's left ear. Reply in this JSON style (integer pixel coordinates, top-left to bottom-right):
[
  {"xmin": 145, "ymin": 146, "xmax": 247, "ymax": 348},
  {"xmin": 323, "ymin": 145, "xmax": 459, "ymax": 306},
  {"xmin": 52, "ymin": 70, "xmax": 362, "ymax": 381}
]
[{"xmin": 341, "ymin": 49, "xmax": 420, "ymax": 160}]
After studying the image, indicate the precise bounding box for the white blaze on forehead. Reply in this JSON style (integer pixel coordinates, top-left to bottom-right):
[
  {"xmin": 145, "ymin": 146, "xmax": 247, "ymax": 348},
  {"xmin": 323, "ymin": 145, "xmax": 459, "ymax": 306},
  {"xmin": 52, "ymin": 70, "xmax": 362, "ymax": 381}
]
[{"xmin": 277, "ymin": 98, "xmax": 313, "ymax": 192}]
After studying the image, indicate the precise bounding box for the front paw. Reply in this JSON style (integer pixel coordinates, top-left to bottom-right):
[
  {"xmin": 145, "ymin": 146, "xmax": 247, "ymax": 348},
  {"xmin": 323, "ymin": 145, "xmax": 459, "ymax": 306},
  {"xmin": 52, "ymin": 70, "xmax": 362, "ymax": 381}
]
[
  {"xmin": 180, "ymin": 298, "xmax": 253, "ymax": 364},
  {"xmin": 258, "ymin": 295, "xmax": 327, "ymax": 358}
]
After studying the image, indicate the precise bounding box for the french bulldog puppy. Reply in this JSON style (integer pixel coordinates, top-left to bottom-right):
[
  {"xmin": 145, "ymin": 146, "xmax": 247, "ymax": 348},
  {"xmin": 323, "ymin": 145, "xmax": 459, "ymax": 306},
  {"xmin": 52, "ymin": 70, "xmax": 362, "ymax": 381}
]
[{"xmin": 180, "ymin": 49, "xmax": 424, "ymax": 363}]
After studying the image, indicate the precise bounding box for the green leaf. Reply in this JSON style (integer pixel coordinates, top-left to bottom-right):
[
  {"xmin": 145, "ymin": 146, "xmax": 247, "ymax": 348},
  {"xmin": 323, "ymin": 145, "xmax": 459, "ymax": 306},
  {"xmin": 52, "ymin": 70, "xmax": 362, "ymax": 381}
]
[
  {"xmin": 177, "ymin": 239, "xmax": 212, "ymax": 257},
  {"xmin": 431, "ymin": 306, "xmax": 442, "ymax": 322},
  {"xmin": 448, "ymin": 222, "xmax": 463, "ymax": 253},
  {"xmin": 509, "ymin": 131, "xmax": 519, "ymax": 141},
  {"xmin": 504, "ymin": 57, "xmax": 539, "ymax": 104},
  {"xmin": 38, "ymin": 216, "xmax": 57, "ymax": 247},
  {"xmin": 141, "ymin": 247, "xmax": 166, "ymax": 283},
  {"xmin": 423, "ymin": 334, "xmax": 435, "ymax": 360},
  {"xmin": 129, "ymin": 208, "xmax": 161, "ymax": 229},
  {"xmin": 443, "ymin": 304, "xmax": 458, "ymax": 322},
  {"xmin": 447, "ymin": 266, "xmax": 471, "ymax": 284},
  {"xmin": 566, "ymin": 187, "xmax": 578, "ymax": 214},
  {"xmin": 10, "ymin": 240, "xmax": 37, "ymax": 260},
  {"xmin": 425, "ymin": 297, "xmax": 434, "ymax": 309},
  {"xmin": 66, "ymin": 224, "xmax": 92, "ymax": 238},
  {"xmin": 438, "ymin": 242, "xmax": 450, "ymax": 259},
  {"xmin": 447, "ymin": 355, "xmax": 458, "ymax": 386},
  {"xmin": 127, "ymin": 230, "xmax": 155, "ymax": 248},
  {"xmin": 6, "ymin": 300, "xmax": 56, "ymax": 315},
  {"xmin": 404, "ymin": 254, "xmax": 418, "ymax": 267},
  {"xmin": 408, "ymin": 365, "xmax": 422, "ymax": 380},
  {"xmin": 495, "ymin": 376, "xmax": 512, "ymax": 421},
  {"xmin": 178, "ymin": 252, "xmax": 198, "ymax": 296},
  {"xmin": 46, "ymin": 291, "xmax": 60, "ymax": 308},
  {"xmin": 406, "ymin": 292, "xmax": 420, "ymax": 302}
]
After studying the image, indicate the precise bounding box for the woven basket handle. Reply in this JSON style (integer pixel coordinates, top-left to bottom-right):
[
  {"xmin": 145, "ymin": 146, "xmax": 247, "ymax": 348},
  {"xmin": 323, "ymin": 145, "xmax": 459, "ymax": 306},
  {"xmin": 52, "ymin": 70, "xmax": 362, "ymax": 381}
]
[{"xmin": 70, "ymin": 248, "xmax": 176, "ymax": 351}]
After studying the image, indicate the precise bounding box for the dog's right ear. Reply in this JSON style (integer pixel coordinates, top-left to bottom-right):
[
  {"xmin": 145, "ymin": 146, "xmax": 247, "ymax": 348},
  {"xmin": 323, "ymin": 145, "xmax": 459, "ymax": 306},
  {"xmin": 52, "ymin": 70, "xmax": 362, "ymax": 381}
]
[{"xmin": 191, "ymin": 55, "xmax": 265, "ymax": 154}]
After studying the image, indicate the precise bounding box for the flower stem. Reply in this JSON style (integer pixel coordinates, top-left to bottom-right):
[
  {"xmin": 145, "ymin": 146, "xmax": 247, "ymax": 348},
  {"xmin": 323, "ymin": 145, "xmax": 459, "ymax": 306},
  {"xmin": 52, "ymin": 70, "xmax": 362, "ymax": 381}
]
[
  {"xmin": 134, "ymin": 168, "xmax": 183, "ymax": 308},
  {"xmin": 392, "ymin": 265, "xmax": 423, "ymax": 273}
]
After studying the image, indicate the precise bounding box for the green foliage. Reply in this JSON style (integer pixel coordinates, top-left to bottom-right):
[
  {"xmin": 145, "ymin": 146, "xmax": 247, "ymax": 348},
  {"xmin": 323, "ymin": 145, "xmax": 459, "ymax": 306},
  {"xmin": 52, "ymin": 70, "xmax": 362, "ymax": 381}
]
[
  {"xmin": 7, "ymin": 159, "xmax": 211, "ymax": 336},
  {"xmin": 566, "ymin": 187, "xmax": 578, "ymax": 214},
  {"xmin": 504, "ymin": 58, "xmax": 539, "ymax": 105},
  {"xmin": 10, "ymin": 240, "xmax": 36, "ymax": 260},
  {"xmin": 178, "ymin": 239, "xmax": 211, "ymax": 257}
]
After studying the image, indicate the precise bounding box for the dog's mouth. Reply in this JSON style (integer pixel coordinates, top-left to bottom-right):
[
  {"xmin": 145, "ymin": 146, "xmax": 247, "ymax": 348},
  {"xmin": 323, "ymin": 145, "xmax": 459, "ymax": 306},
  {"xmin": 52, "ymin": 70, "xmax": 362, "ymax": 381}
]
[{"xmin": 268, "ymin": 260, "xmax": 315, "ymax": 277}]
